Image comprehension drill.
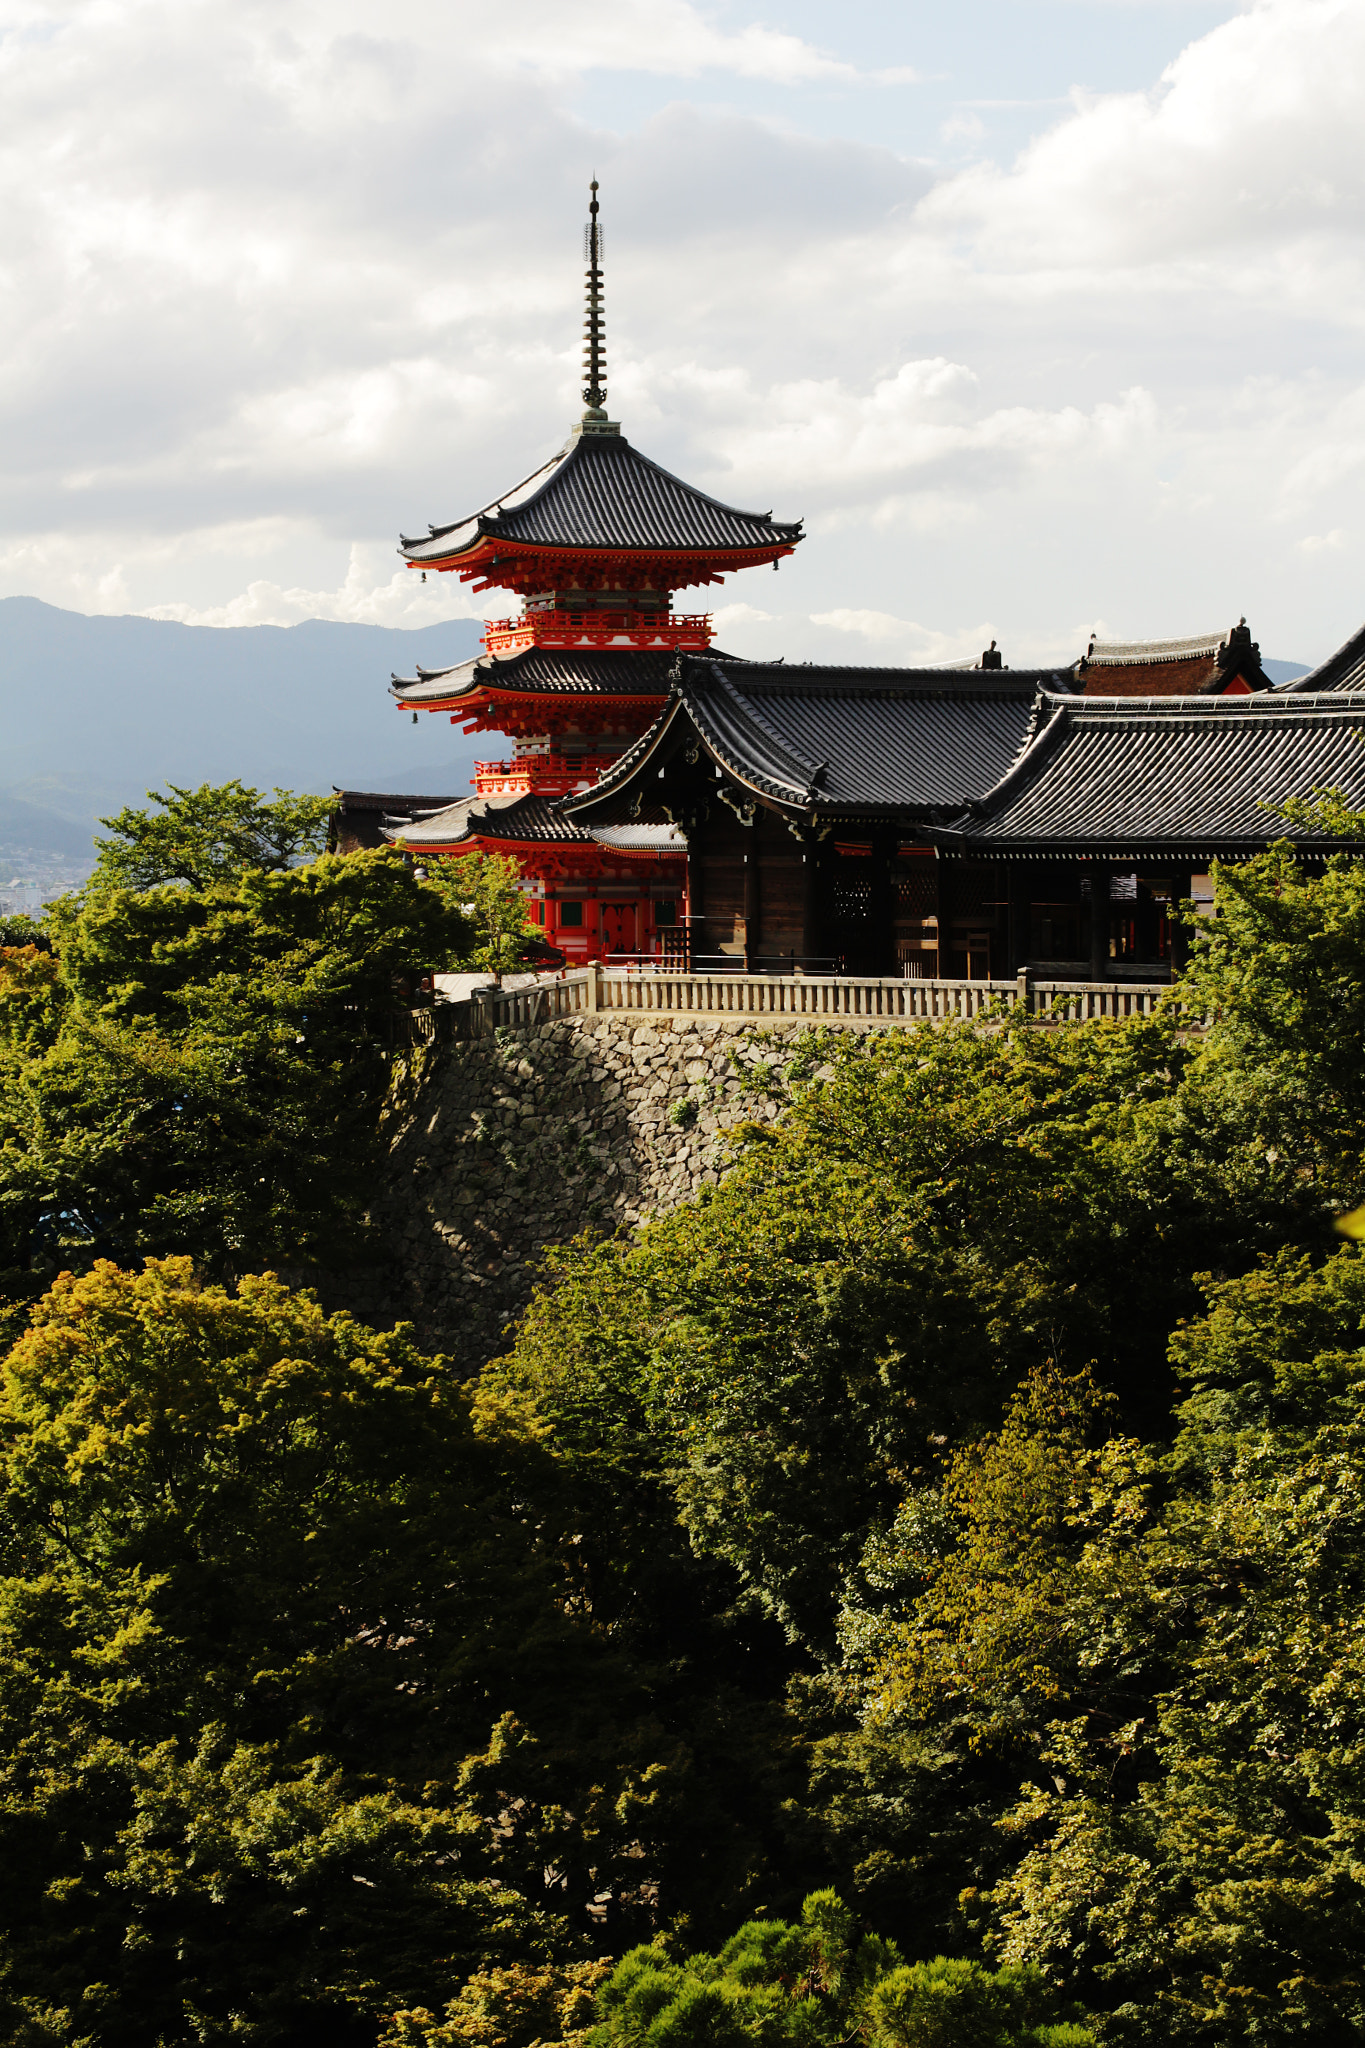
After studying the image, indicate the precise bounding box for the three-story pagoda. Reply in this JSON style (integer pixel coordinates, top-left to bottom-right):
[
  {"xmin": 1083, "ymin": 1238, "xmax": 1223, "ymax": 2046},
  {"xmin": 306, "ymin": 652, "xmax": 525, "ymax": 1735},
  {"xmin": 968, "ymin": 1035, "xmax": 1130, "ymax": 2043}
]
[{"xmin": 388, "ymin": 183, "xmax": 803, "ymax": 962}]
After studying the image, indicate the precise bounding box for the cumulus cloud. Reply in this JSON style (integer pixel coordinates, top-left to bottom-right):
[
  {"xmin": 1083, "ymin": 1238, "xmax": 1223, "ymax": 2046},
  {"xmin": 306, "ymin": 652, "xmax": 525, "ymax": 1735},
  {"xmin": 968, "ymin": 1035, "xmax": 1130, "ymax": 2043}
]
[
  {"xmin": 918, "ymin": 0, "xmax": 1365, "ymax": 275},
  {"xmin": 0, "ymin": 0, "xmax": 1363, "ymax": 670}
]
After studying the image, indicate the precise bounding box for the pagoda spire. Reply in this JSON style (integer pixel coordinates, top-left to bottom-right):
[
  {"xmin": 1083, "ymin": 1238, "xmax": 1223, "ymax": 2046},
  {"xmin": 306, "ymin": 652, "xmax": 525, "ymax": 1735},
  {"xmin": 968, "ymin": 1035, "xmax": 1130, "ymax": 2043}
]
[{"xmin": 581, "ymin": 179, "xmax": 608, "ymax": 419}]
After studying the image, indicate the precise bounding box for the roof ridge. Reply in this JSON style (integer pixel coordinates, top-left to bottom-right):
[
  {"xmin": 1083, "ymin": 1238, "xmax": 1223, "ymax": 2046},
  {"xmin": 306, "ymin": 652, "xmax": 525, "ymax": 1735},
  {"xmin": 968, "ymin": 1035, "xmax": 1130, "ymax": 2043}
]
[
  {"xmin": 1275, "ymin": 618, "xmax": 1365, "ymax": 694},
  {"xmin": 1085, "ymin": 632, "xmax": 1226, "ymax": 664}
]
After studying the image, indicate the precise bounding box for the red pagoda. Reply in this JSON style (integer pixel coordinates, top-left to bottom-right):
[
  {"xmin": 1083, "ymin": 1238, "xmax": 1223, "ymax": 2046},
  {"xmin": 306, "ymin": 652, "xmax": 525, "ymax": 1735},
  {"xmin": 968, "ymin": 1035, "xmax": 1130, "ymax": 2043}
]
[{"xmin": 387, "ymin": 182, "xmax": 803, "ymax": 962}]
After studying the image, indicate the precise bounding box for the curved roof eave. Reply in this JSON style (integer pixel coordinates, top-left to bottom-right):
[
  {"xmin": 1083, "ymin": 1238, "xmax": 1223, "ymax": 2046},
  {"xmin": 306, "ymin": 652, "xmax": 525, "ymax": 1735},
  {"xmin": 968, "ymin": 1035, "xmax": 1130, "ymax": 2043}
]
[
  {"xmin": 1274, "ymin": 617, "xmax": 1365, "ymax": 694},
  {"xmin": 398, "ymin": 431, "xmax": 802, "ymax": 565}
]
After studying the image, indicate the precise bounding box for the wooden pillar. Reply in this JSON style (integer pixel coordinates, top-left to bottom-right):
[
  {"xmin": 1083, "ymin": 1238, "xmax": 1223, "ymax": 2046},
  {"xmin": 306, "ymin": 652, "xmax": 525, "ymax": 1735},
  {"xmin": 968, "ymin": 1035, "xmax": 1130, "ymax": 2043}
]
[
  {"xmin": 685, "ymin": 833, "xmax": 704, "ymax": 971},
  {"xmin": 1170, "ymin": 868, "xmax": 1192, "ymax": 974},
  {"xmin": 870, "ymin": 832, "xmax": 897, "ymax": 978},
  {"xmin": 743, "ymin": 843, "xmax": 759, "ymax": 973},
  {"xmin": 1008, "ymin": 863, "xmax": 1031, "ymax": 974},
  {"xmin": 801, "ymin": 841, "xmax": 822, "ymax": 965},
  {"xmin": 1089, "ymin": 864, "xmax": 1111, "ymax": 982},
  {"xmin": 938, "ymin": 860, "xmax": 956, "ymax": 975}
]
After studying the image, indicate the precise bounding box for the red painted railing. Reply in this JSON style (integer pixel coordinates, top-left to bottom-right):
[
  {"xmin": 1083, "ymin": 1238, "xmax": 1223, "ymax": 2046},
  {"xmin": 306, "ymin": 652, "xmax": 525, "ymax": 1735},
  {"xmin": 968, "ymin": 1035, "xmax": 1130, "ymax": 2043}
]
[
  {"xmin": 482, "ymin": 610, "xmax": 712, "ymax": 655},
  {"xmin": 473, "ymin": 754, "xmax": 622, "ymax": 794}
]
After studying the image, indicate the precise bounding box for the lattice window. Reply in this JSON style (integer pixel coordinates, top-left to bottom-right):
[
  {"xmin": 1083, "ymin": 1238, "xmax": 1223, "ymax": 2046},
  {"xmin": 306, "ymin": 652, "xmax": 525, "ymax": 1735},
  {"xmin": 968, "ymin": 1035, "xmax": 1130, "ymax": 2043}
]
[
  {"xmin": 953, "ymin": 865, "xmax": 996, "ymax": 918},
  {"xmin": 832, "ymin": 875, "xmax": 872, "ymax": 925},
  {"xmin": 896, "ymin": 866, "xmax": 938, "ymax": 918}
]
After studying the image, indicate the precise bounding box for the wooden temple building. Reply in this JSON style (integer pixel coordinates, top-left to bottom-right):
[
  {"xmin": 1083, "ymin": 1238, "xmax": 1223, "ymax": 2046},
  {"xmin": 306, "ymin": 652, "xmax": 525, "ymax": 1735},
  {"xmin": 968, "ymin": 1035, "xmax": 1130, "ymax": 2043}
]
[{"xmin": 334, "ymin": 187, "xmax": 1365, "ymax": 986}]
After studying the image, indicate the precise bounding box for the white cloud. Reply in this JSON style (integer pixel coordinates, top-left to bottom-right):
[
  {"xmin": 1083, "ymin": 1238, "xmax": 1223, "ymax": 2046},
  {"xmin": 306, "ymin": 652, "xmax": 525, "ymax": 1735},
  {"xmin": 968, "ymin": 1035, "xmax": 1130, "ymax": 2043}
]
[
  {"xmin": 0, "ymin": 0, "xmax": 1363, "ymax": 676},
  {"xmin": 809, "ymin": 607, "xmax": 986, "ymax": 664},
  {"xmin": 139, "ymin": 545, "xmax": 494, "ymax": 628},
  {"xmin": 918, "ymin": 0, "xmax": 1365, "ymax": 275}
]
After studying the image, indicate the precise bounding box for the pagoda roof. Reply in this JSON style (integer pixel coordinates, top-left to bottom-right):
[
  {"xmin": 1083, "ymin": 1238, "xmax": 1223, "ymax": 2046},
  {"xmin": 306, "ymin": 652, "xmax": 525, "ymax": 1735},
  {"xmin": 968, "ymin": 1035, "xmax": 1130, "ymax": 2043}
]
[
  {"xmin": 391, "ymin": 644, "xmax": 691, "ymax": 711},
  {"xmin": 935, "ymin": 690, "xmax": 1365, "ymax": 859},
  {"xmin": 385, "ymin": 790, "xmax": 594, "ymax": 850},
  {"xmin": 1274, "ymin": 617, "xmax": 1365, "ymax": 694},
  {"xmin": 398, "ymin": 429, "xmax": 802, "ymax": 577},
  {"xmin": 567, "ymin": 656, "xmax": 1068, "ymax": 824},
  {"xmin": 1073, "ymin": 621, "xmax": 1271, "ymax": 697}
]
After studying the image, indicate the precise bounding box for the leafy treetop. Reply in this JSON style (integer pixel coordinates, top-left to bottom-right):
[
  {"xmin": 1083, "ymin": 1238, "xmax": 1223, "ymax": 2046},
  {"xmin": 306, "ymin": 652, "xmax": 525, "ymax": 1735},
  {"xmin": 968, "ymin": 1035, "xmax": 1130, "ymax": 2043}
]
[
  {"xmin": 589, "ymin": 1889, "xmax": 1092, "ymax": 2048},
  {"xmin": 90, "ymin": 780, "xmax": 333, "ymax": 893}
]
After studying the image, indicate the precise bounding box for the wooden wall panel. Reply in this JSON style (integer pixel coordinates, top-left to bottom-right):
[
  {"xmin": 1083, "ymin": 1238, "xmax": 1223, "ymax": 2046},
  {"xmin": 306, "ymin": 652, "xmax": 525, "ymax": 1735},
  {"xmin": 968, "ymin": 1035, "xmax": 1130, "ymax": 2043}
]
[
  {"xmin": 755, "ymin": 810, "xmax": 804, "ymax": 956},
  {"xmin": 699, "ymin": 807, "xmax": 749, "ymax": 955}
]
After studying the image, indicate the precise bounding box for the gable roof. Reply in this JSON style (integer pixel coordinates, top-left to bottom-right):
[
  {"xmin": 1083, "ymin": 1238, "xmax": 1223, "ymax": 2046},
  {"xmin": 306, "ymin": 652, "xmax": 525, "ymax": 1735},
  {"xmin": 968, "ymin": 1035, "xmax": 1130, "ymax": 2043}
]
[
  {"xmin": 936, "ymin": 691, "xmax": 1365, "ymax": 858},
  {"xmin": 1074, "ymin": 621, "xmax": 1271, "ymax": 697},
  {"xmin": 399, "ymin": 431, "xmax": 802, "ymax": 571},
  {"xmin": 567, "ymin": 656, "xmax": 1067, "ymax": 824}
]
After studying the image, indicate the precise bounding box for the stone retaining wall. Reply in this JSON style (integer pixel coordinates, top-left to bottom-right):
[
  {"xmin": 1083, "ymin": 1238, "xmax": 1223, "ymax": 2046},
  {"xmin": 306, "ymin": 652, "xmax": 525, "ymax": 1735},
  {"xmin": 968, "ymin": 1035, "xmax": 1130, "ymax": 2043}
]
[{"xmin": 358, "ymin": 1009, "xmax": 820, "ymax": 1371}]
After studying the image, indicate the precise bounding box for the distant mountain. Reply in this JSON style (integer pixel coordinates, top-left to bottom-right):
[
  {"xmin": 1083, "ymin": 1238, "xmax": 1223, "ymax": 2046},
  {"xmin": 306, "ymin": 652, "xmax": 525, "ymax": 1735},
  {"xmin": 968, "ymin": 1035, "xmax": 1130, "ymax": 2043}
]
[
  {"xmin": 0, "ymin": 597, "xmax": 1322, "ymax": 882},
  {"xmin": 0, "ymin": 597, "xmax": 489, "ymax": 871}
]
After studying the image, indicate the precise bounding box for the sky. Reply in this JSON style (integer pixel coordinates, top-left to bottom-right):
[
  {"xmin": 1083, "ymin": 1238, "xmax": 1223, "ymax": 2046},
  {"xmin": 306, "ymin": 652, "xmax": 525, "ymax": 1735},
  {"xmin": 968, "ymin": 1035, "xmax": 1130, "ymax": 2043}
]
[{"xmin": 1, "ymin": 0, "xmax": 1363, "ymax": 668}]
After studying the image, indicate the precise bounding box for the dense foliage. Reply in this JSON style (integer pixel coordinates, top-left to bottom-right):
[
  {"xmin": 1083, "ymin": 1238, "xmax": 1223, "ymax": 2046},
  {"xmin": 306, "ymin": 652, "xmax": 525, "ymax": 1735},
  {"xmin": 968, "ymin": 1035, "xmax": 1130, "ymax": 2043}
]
[
  {"xmin": 0, "ymin": 830, "xmax": 1364, "ymax": 2043},
  {"xmin": 590, "ymin": 1890, "xmax": 1092, "ymax": 2048},
  {"xmin": 415, "ymin": 849, "xmax": 535, "ymax": 975},
  {"xmin": 92, "ymin": 780, "xmax": 334, "ymax": 892},
  {"xmin": 0, "ymin": 785, "xmax": 522, "ymax": 1282},
  {"xmin": 0, "ymin": 847, "xmax": 454, "ymax": 1277}
]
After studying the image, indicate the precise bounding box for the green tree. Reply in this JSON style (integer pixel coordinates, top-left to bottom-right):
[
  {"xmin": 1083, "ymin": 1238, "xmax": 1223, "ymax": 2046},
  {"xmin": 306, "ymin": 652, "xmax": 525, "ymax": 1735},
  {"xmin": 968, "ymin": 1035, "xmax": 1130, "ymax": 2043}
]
[
  {"xmin": 381, "ymin": 1958, "xmax": 612, "ymax": 2048},
  {"xmin": 971, "ymin": 1249, "xmax": 1365, "ymax": 2044},
  {"xmin": 90, "ymin": 780, "xmax": 333, "ymax": 893},
  {"xmin": 0, "ymin": 1258, "xmax": 822, "ymax": 2043},
  {"xmin": 1175, "ymin": 843, "xmax": 1365, "ymax": 1187},
  {"xmin": 0, "ymin": 1257, "xmax": 572, "ymax": 2043},
  {"xmin": 0, "ymin": 849, "xmax": 457, "ymax": 1274},
  {"xmin": 416, "ymin": 852, "xmax": 533, "ymax": 975},
  {"xmin": 810, "ymin": 1249, "xmax": 1365, "ymax": 2043},
  {"xmin": 586, "ymin": 1891, "xmax": 1091, "ymax": 2048},
  {"xmin": 479, "ymin": 1010, "xmax": 1290, "ymax": 1663}
]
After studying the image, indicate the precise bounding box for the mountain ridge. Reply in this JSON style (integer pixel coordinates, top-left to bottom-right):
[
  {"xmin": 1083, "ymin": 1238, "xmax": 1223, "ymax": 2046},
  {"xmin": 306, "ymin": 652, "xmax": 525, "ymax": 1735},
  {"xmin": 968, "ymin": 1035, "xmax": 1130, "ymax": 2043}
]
[{"xmin": 0, "ymin": 597, "xmax": 488, "ymax": 872}]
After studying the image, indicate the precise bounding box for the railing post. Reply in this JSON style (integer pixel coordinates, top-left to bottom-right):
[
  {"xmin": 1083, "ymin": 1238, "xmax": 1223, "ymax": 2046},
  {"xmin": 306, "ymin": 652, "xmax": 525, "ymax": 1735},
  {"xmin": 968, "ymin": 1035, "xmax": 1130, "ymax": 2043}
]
[
  {"xmin": 1016, "ymin": 967, "xmax": 1031, "ymax": 1014},
  {"xmin": 586, "ymin": 963, "xmax": 600, "ymax": 1014}
]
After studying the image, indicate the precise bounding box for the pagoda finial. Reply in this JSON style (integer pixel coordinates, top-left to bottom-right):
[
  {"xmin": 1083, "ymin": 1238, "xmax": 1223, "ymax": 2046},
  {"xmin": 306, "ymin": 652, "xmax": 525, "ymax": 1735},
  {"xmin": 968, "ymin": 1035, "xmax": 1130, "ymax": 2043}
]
[{"xmin": 581, "ymin": 179, "xmax": 608, "ymax": 419}]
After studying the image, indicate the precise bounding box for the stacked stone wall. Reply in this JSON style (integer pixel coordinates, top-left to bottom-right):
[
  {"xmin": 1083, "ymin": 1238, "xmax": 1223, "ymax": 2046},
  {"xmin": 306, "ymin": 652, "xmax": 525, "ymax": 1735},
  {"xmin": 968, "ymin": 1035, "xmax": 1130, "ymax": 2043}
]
[{"xmin": 353, "ymin": 1011, "xmax": 821, "ymax": 1371}]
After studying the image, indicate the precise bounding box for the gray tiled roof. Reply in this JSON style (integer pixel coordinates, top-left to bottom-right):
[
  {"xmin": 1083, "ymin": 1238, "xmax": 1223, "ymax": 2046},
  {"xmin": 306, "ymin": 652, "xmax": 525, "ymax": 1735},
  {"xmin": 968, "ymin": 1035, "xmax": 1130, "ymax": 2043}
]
[
  {"xmin": 390, "ymin": 646, "xmax": 692, "ymax": 707},
  {"xmin": 569, "ymin": 657, "xmax": 1060, "ymax": 821},
  {"xmin": 942, "ymin": 691, "xmax": 1365, "ymax": 855},
  {"xmin": 1085, "ymin": 632, "xmax": 1227, "ymax": 665},
  {"xmin": 383, "ymin": 792, "xmax": 592, "ymax": 849},
  {"xmin": 1275, "ymin": 620, "xmax": 1365, "ymax": 694},
  {"xmin": 399, "ymin": 433, "xmax": 802, "ymax": 565}
]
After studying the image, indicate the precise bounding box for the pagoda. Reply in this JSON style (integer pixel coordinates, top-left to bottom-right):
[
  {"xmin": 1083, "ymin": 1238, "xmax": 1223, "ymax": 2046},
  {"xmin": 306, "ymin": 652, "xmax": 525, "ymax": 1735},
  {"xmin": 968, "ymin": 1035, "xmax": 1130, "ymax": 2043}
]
[{"xmin": 388, "ymin": 182, "xmax": 803, "ymax": 963}]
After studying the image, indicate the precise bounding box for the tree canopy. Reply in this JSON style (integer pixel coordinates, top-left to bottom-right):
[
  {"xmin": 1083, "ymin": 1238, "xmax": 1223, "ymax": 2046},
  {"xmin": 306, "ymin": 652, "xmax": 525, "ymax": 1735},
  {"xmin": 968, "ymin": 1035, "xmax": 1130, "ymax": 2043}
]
[
  {"xmin": 0, "ymin": 835, "xmax": 1361, "ymax": 2043},
  {"xmin": 90, "ymin": 780, "xmax": 334, "ymax": 893}
]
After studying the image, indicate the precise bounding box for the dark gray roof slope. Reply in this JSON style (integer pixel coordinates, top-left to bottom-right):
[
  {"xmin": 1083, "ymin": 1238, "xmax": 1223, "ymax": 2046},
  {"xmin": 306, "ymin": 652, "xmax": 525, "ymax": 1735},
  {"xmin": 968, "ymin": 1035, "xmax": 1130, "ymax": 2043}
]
[
  {"xmin": 384, "ymin": 791, "xmax": 593, "ymax": 849},
  {"xmin": 570, "ymin": 657, "xmax": 1061, "ymax": 821},
  {"xmin": 941, "ymin": 692, "xmax": 1365, "ymax": 857},
  {"xmin": 1276, "ymin": 619, "xmax": 1365, "ymax": 695},
  {"xmin": 390, "ymin": 646, "xmax": 699, "ymax": 708},
  {"xmin": 400, "ymin": 433, "xmax": 802, "ymax": 564}
]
